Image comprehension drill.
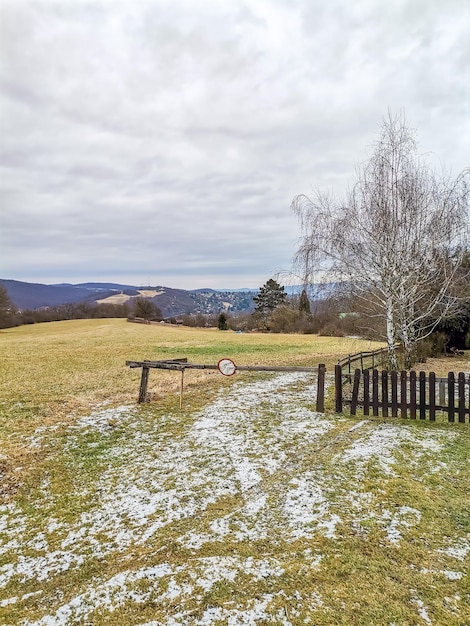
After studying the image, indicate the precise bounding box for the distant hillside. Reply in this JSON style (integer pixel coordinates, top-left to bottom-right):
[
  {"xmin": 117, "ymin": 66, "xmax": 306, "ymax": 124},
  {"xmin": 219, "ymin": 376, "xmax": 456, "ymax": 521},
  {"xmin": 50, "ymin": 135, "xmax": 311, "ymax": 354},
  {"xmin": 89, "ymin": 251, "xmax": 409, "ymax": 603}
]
[
  {"xmin": 98, "ymin": 286, "xmax": 257, "ymax": 317},
  {"xmin": 0, "ymin": 279, "xmax": 256, "ymax": 317},
  {"xmin": 0, "ymin": 280, "xmax": 119, "ymax": 310},
  {"xmin": 58, "ymin": 282, "xmax": 138, "ymax": 291}
]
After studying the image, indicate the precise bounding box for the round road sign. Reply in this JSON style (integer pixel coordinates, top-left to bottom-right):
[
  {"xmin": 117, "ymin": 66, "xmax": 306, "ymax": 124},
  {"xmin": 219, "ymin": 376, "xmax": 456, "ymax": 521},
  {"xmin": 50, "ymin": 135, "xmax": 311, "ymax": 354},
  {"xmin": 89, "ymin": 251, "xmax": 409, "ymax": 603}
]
[{"xmin": 218, "ymin": 358, "xmax": 237, "ymax": 376}]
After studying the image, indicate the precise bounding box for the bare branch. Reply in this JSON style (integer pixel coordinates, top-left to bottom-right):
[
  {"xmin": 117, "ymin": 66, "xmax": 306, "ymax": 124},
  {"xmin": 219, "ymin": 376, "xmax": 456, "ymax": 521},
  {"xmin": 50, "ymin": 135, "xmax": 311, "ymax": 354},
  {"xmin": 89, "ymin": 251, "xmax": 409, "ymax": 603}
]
[{"xmin": 292, "ymin": 112, "xmax": 470, "ymax": 368}]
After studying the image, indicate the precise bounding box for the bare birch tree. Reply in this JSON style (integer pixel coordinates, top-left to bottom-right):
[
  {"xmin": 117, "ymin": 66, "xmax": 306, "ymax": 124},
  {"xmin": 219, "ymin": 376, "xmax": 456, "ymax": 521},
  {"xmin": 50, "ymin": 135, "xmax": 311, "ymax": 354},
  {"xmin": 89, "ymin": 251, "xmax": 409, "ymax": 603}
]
[{"xmin": 292, "ymin": 113, "xmax": 469, "ymax": 368}]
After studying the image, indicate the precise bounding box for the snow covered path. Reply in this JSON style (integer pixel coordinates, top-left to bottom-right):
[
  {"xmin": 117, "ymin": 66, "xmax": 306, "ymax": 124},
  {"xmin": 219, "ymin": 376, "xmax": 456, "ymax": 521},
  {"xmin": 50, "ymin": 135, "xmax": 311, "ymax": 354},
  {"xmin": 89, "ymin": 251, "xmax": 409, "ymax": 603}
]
[{"xmin": 1, "ymin": 372, "xmax": 468, "ymax": 625}]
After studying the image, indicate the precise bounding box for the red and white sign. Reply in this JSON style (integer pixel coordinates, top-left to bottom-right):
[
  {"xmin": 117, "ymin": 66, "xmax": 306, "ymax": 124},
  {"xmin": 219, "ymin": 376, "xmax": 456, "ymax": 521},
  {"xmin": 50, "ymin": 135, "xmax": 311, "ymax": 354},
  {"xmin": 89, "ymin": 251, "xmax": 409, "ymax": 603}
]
[{"xmin": 218, "ymin": 358, "xmax": 237, "ymax": 376}]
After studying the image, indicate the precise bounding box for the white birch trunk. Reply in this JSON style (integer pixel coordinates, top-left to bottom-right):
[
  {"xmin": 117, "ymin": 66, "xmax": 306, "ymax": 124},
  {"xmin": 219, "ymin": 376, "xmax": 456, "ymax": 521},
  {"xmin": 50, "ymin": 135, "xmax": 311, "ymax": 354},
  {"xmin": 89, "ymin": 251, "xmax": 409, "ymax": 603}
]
[{"xmin": 386, "ymin": 299, "xmax": 398, "ymax": 370}]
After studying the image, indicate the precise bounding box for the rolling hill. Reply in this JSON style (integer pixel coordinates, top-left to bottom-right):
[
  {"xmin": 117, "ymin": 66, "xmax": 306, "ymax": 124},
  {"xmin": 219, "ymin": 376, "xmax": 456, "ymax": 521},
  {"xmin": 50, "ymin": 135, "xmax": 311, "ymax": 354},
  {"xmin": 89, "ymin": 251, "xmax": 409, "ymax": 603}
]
[{"xmin": 0, "ymin": 279, "xmax": 256, "ymax": 317}]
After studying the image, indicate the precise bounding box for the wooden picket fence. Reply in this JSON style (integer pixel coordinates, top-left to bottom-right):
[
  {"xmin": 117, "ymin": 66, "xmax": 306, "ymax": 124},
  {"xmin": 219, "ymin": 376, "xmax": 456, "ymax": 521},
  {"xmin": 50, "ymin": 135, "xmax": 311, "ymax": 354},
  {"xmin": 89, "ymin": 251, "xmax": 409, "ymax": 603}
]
[
  {"xmin": 335, "ymin": 365, "xmax": 469, "ymax": 423},
  {"xmin": 126, "ymin": 357, "xmax": 468, "ymax": 424}
]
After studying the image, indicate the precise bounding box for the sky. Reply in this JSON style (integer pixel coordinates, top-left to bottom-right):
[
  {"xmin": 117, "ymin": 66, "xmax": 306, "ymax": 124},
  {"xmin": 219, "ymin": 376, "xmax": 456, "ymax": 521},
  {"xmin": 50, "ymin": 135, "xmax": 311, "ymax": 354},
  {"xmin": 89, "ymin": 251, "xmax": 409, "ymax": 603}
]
[{"xmin": 1, "ymin": 0, "xmax": 469, "ymax": 290}]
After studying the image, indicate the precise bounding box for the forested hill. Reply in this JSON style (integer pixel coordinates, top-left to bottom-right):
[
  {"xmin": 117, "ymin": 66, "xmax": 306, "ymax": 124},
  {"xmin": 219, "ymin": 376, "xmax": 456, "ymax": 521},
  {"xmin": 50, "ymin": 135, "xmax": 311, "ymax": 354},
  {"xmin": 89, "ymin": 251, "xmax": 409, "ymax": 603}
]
[{"xmin": 0, "ymin": 279, "xmax": 256, "ymax": 317}]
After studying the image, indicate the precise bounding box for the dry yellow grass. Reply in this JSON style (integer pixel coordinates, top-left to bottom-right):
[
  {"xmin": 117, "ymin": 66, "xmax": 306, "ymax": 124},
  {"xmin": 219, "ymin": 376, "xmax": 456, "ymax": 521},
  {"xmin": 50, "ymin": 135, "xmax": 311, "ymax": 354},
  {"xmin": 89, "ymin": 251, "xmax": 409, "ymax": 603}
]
[
  {"xmin": 0, "ymin": 318, "xmax": 380, "ymax": 421},
  {"xmin": 414, "ymin": 354, "xmax": 469, "ymax": 377},
  {"xmin": 1, "ymin": 320, "xmax": 469, "ymax": 625},
  {"xmin": 0, "ymin": 319, "xmax": 380, "ymax": 493},
  {"xmin": 2, "ymin": 318, "xmax": 465, "ymax": 494}
]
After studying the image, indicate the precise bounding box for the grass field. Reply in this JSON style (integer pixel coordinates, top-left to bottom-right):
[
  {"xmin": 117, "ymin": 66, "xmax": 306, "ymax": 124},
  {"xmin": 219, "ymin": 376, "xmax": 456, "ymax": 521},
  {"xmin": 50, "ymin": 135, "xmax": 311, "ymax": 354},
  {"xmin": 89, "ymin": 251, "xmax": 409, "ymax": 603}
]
[
  {"xmin": 0, "ymin": 319, "xmax": 382, "ymax": 512},
  {"xmin": 0, "ymin": 317, "xmax": 378, "ymax": 428},
  {"xmin": 1, "ymin": 320, "xmax": 469, "ymax": 625}
]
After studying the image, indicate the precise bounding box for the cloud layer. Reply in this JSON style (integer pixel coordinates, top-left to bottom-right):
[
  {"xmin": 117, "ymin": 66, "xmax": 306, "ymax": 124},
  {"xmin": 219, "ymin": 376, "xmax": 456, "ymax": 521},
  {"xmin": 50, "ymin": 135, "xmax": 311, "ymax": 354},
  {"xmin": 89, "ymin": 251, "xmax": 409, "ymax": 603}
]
[{"xmin": 1, "ymin": 0, "xmax": 468, "ymax": 288}]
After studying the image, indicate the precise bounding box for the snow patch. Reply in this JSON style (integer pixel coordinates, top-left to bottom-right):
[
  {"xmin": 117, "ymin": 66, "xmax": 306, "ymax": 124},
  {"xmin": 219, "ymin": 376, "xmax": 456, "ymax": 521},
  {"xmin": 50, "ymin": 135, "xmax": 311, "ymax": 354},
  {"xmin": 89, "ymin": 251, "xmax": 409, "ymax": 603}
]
[
  {"xmin": 2, "ymin": 369, "xmax": 464, "ymax": 624},
  {"xmin": 410, "ymin": 591, "xmax": 432, "ymax": 624},
  {"xmin": 22, "ymin": 557, "xmax": 285, "ymax": 626},
  {"xmin": 383, "ymin": 506, "xmax": 422, "ymax": 545},
  {"xmin": 437, "ymin": 536, "xmax": 470, "ymax": 561},
  {"xmin": 339, "ymin": 422, "xmax": 454, "ymax": 477},
  {"xmin": 420, "ymin": 568, "xmax": 463, "ymax": 580},
  {"xmin": 284, "ymin": 473, "xmax": 341, "ymax": 539}
]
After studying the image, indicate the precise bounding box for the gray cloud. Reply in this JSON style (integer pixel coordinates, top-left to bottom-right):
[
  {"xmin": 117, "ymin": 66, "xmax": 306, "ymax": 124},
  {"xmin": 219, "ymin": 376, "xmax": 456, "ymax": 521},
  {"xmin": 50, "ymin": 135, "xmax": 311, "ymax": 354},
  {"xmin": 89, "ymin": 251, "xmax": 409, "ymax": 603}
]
[{"xmin": 1, "ymin": 0, "xmax": 468, "ymax": 288}]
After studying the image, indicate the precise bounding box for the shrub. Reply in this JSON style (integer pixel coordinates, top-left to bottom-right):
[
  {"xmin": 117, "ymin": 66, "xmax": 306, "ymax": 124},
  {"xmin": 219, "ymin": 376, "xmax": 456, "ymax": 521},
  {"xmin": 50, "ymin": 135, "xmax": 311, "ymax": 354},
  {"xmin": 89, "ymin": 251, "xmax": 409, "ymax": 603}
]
[{"xmin": 318, "ymin": 323, "xmax": 345, "ymax": 337}]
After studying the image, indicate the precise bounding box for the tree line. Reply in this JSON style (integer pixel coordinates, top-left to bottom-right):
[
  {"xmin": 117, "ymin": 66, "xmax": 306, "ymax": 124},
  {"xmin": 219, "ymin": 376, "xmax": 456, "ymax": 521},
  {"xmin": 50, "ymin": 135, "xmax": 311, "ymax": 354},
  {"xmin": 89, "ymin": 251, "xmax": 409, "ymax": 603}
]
[
  {"xmin": 219, "ymin": 274, "xmax": 470, "ymax": 362},
  {"xmin": 0, "ymin": 291, "xmax": 163, "ymax": 328}
]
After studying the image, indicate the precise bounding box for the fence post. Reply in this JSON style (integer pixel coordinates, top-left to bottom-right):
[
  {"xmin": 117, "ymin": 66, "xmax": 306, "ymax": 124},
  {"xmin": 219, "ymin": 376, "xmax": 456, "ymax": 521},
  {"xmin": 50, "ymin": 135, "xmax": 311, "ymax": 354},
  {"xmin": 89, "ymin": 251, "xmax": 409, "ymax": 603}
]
[
  {"xmin": 458, "ymin": 372, "xmax": 466, "ymax": 423},
  {"xmin": 372, "ymin": 369, "xmax": 379, "ymax": 416},
  {"xmin": 448, "ymin": 372, "xmax": 455, "ymax": 423},
  {"xmin": 382, "ymin": 370, "xmax": 389, "ymax": 417},
  {"xmin": 350, "ymin": 369, "xmax": 361, "ymax": 416},
  {"xmin": 138, "ymin": 366, "xmax": 150, "ymax": 403},
  {"xmin": 335, "ymin": 364, "xmax": 343, "ymax": 413},
  {"xmin": 400, "ymin": 371, "xmax": 408, "ymax": 419},
  {"xmin": 316, "ymin": 364, "xmax": 326, "ymax": 413},
  {"xmin": 410, "ymin": 371, "xmax": 417, "ymax": 419},
  {"xmin": 429, "ymin": 372, "xmax": 436, "ymax": 421},
  {"xmin": 391, "ymin": 370, "xmax": 398, "ymax": 417},
  {"xmin": 419, "ymin": 371, "xmax": 426, "ymax": 420},
  {"xmin": 363, "ymin": 369, "xmax": 370, "ymax": 416}
]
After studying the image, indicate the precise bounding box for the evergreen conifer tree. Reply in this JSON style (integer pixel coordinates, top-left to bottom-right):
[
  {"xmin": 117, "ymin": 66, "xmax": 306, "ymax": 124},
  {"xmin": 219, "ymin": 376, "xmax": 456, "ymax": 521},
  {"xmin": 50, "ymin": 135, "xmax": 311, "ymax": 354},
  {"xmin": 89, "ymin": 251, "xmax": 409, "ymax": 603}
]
[
  {"xmin": 0, "ymin": 286, "xmax": 17, "ymax": 328},
  {"xmin": 217, "ymin": 312, "xmax": 229, "ymax": 330},
  {"xmin": 253, "ymin": 279, "xmax": 287, "ymax": 327}
]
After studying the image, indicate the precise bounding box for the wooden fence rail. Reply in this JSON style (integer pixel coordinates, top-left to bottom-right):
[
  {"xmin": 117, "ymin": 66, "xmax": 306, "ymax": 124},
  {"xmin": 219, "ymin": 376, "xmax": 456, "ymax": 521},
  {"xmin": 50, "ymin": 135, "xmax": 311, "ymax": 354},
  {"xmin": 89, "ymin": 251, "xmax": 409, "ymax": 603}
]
[
  {"xmin": 127, "ymin": 359, "xmax": 326, "ymax": 412},
  {"xmin": 335, "ymin": 364, "xmax": 469, "ymax": 423},
  {"xmin": 337, "ymin": 344, "xmax": 401, "ymax": 373}
]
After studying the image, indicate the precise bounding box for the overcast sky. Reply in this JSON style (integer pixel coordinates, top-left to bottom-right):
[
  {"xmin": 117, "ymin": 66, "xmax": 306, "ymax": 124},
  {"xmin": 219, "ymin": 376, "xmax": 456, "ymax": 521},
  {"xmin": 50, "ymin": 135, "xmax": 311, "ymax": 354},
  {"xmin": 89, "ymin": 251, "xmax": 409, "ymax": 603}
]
[{"xmin": 1, "ymin": 0, "xmax": 469, "ymax": 289}]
